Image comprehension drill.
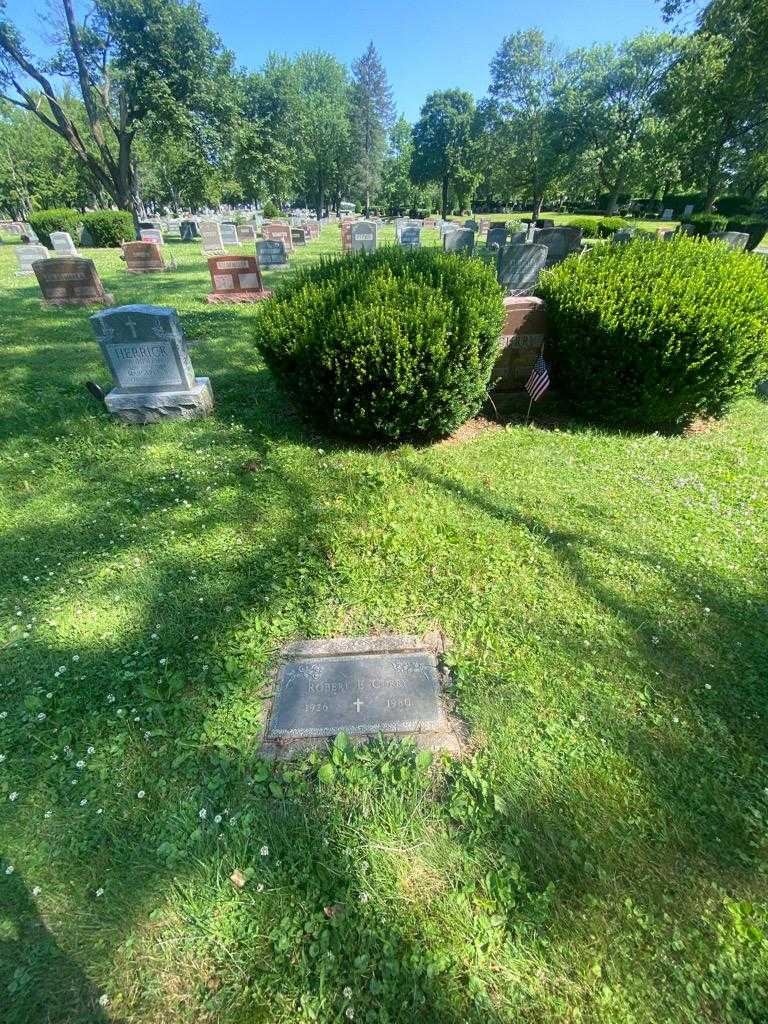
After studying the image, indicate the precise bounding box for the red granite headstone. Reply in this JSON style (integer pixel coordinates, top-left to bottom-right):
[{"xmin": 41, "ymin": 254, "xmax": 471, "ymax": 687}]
[
  {"xmin": 33, "ymin": 256, "xmax": 114, "ymax": 307},
  {"xmin": 262, "ymin": 222, "xmax": 293, "ymax": 252},
  {"xmin": 205, "ymin": 255, "xmax": 272, "ymax": 304},
  {"xmin": 491, "ymin": 296, "xmax": 550, "ymax": 391},
  {"xmin": 122, "ymin": 241, "xmax": 166, "ymax": 273}
]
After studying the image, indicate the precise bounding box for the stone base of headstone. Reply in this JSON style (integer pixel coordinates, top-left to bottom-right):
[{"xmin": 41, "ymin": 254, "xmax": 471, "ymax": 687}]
[
  {"xmin": 205, "ymin": 289, "xmax": 272, "ymax": 304},
  {"xmin": 42, "ymin": 291, "xmax": 114, "ymax": 308},
  {"xmin": 259, "ymin": 632, "xmax": 465, "ymax": 760},
  {"xmin": 105, "ymin": 377, "xmax": 213, "ymax": 424}
]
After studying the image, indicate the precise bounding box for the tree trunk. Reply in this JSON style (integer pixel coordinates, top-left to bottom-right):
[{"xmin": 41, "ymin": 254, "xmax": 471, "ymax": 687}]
[
  {"xmin": 703, "ymin": 144, "xmax": 724, "ymax": 212},
  {"xmin": 532, "ymin": 194, "xmax": 544, "ymax": 219},
  {"xmin": 441, "ymin": 177, "xmax": 449, "ymax": 219},
  {"xmin": 606, "ymin": 166, "xmax": 627, "ymax": 215}
]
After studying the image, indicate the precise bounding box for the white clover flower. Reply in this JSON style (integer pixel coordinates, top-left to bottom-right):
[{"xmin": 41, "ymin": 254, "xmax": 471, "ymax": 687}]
[
  {"xmin": 137, "ymin": 790, "xmax": 145, "ymax": 799},
  {"xmin": 4, "ymin": 865, "xmax": 13, "ymax": 874},
  {"xmin": 0, "ymin": 712, "xmax": 7, "ymax": 720},
  {"xmin": 256, "ymin": 883, "xmax": 264, "ymax": 892},
  {"xmin": 44, "ymin": 810, "xmax": 52, "ymax": 819},
  {"xmin": 260, "ymin": 845, "xmax": 269, "ymax": 857},
  {"xmin": 96, "ymin": 808, "xmax": 103, "ymax": 815},
  {"xmin": 343, "ymin": 987, "xmax": 352, "ymax": 999},
  {"xmin": 705, "ymin": 683, "xmax": 712, "ymax": 690},
  {"xmin": 80, "ymin": 799, "xmax": 87, "ymax": 806},
  {"xmin": 46, "ymin": 692, "xmax": 52, "ymax": 699},
  {"xmin": 345, "ymin": 1008, "xmax": 354, "ymax": 1020},
  {"xmin": 8, "ymin": 791, "xmax": 18, "ymax": 801},
  {"xmin": 98, "ymin": 994, "xmax": 109, "ymax": 1007},
  {"xmin": 151, "ymin": 633, "xmax": 158, "ymax": 640},
  {"xmin": 76, "ymin": 760, "xmax": 86, "ymax": 769},
  {"xmin": 106, "ymin": 694, "xmax": 115, "ymax": 703},
  {"xmin": 72, "ymin": 655, "xmax": 80, "ymax": 662},
  {"xmin": 57, "ymin": 666, "xmax": 66, "ymax": 673},
  {"xmin": 159, "ymin": 658, "xmax": 167, "ymax": 666},
  {"xmin": 37, "ymin": 712, "xmax": 46, "ymax": 721},
  {"xmin": 213, "ymin": 814, "xmax": 222, "ymax": 824},
  {"xmin": 87, "ymin": 746, "xmax": 95, "ymax": 754},
  {"xmin": 95, "ymin": 887, "xmax": 104, "ymax": 897},
  {"xmin": 0, "ymin": 754, "xmax": 5, "ymax": 763},
  {"xmin": 359, "ymin": 892, "xmax": 369, "ymax": 904},
  {"xmin": 199, "ymin": 808, "xmax": 207, "ymax": 819},
  {"xmin": 32, "ymin": 885, "xmax": 41, "ymax": 896}
]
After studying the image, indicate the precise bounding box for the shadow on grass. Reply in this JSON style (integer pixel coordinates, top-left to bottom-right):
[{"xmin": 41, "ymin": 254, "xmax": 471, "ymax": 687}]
[{"xmin": 0, "ymin": 864, "xmax": 109, "ymax": 1024}]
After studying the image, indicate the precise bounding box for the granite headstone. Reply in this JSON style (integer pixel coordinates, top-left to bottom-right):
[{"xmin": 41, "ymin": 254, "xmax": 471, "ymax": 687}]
[
  {"xmin": 50, "ymin": 231, "xmax": 78, "ymax": 256},
  {"xmin": 15, "ymin": 243, "xmax": 49, "ymax": 276},
  {"xmin": 497, "ymin": 243, "xmax": 548, "ymax": 296},
  {"xmin": 256, "ymin": 239, "xmax": 288, "ymax": 268},
  {"xmin": 34, "ymin": 255, "xmax": 113, "ymax": 306},
  {"xmin": 122, "ymin": 240, "xmax": 165, "ymax": 273},
  {"xmin": 206, "ymin": 255, "xmax": 271, "ymax": 303},
  {"xmin": 351, "ymin": 221, "xmax": 377, "ymax": 252},
  {"xmin": 491, "ymin": 296, "xmax": 550, "ymax": 391},
  {"xmin": 89, "ymin": 304, "xmax": 213, "ymax": 424},
  {"xmin": 443, "ymin": 227, "xmax": 474, "ymax": 253}
]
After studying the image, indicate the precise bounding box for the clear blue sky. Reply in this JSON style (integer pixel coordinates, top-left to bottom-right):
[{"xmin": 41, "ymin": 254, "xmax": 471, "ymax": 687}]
[{"xmin": 8, "ymin": 0, "xmax": 669, "ymax": 122}]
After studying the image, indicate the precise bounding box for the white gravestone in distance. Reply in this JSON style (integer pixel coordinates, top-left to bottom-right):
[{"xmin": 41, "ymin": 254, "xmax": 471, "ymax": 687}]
[
  {"xmin": 15, "ymin": 243, "xmax": 49, "ymax": 276},
  {"xmin": 199, "ymin": 221, "xmax": 225, "ymax": 255},
  {"xmin": 90, "ymin": 304, "xmax": 213, "ymax": 425},
  {"xmin": 350, "ymin": 221, "xmax": 377, "ymax": 252},
  {"xmin": 50, "ymin": 231, "xmax": 78, "ymax": 256},
  {"xmin": 661, "ymin": 208, "xmax": 673, "ymax": 220},
  {"xmin": 220, "ymin": 222, "xmax": 240, "ymax": 246}
]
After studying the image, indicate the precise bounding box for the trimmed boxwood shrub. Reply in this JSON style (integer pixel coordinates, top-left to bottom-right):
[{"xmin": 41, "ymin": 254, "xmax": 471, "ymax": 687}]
[
  {"xmin": 536, "ymin": 236, "xmax": 768, "ymax": 431},
  {"xmin": 596, "ymin": 216, "xmax": 627, "ymax": 238},
  {"xmin": 567, "ymin": 217, "xmax": 600, "ymax": 238},
  {"xmin": 688, "ymin": 212, "xmax": 728, "ymax": 236},
  {"xmin": 81, "ymin": 210, "xmax": 135, "ymax": 247},
  {"xmin": 262, "ymin": 200, "xmax": 280, "ymax": 219},
  {"xmin": 725, "ymin": 218, "xmax": 768, "ymax": 251},
  {"xmin": 255, "ymin": 247, "xmax": 505, "ymax": 441},
  {"xmin": 27, "ymin": 208, "xmax": 81, "ymax": 247}
]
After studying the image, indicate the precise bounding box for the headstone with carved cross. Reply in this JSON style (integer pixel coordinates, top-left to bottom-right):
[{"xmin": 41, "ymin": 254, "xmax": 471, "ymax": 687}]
[{"xmin": 89, "ymin": 304, "xmax": 213, "ymax": 424}]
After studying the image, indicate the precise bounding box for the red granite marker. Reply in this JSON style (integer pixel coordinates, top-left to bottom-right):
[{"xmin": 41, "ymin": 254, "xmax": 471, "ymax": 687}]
[{"xmin": 205, "ymin": 255, "xmax": 272, "ymax": 304}]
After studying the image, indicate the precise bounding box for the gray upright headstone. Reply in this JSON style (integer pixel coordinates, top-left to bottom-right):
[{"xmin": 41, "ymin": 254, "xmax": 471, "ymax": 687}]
[
  {"xmin": 90, "ymin": 304, "xmax": 213, "ymax": 425},
  {"xmin": 139, "ymin": 228, "xmax": 164, "ymax": 246},
  {"xmin": 350, "ymin": 221, "xmax": 377, "ymax": 252},
  {"xmin": 534, "ymin": 227, "xmax": 583, "ymax": 266},
  {"xmin": 199, "ymin": 221, "xmax": 225, "ymax": 255},
  {"xmin": 661, "ymin": 208, "xmax": 673, "ymax": 220},
  {"xmin": 399, "ymin": 225, "xmax": 421, "ymax": 248},
  {"xmin": 443, "ymin": 227, "xmax": 474, "ymax": 253},
  {"xmin": 682, "ymin": 204, "xmax": 695, "ymax": 219},
  {"xmin": 220, "ymin": 222, "xmax": 240, "ymax": 246},
  {"xmin": 708, "ymin": 231, "xmax": 749, "ymax": 250},
  {"xmin": 486, "ymin": 225, "xmax": 509, "ymax": 250},
  {"xmin": 497, "ymin": 243, "xmax": 548, "ymax": 296},
  {"xmin": 255, "ymin": 239, "xmax": 288, "ymax": 268}
]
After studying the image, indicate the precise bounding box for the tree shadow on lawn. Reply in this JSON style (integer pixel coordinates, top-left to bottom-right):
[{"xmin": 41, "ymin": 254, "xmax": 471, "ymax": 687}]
[
  {"xmin": 0, "ymin": 864, "xmax": 110, "ymax": 1024},
  {"xmin": 407, "ymin": 463, "xmax": 767, "ymax": 892},
  {"xmin": 0, "ymin": 454, "xmax": 516, "ymax": 1023}
]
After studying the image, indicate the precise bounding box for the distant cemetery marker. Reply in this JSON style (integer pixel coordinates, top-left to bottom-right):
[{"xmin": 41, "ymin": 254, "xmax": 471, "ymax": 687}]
[
  {"xmin": 206, "ymin": 255, "xmax": 272, "ymax": 303},
  {"xmin": 33, "ymin": 256, "xmax": 113, "ymax": 307}
]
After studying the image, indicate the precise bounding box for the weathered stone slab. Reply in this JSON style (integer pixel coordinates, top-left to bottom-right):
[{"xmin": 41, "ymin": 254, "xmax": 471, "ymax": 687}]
[
  {"xmin": 139, "ymin": 228, "xmax": 164, "ymax": 246},
  {"xmin": 263, "ymin": 634, "xmax": 458, "ymax": 753},
  {"xmin": 497, "ymin": 243, "xmax": 547, "ymax": 296},
  {"xmin": 491, "ymin": 296, "xmax": 549, "ymax": 391},
  {"xmin": 399, "ymin": 225, "xmax": 421, "ymax": 248},
  {"xmin": 220, "ymin": 222, "xmax": 240, "ymax": 246},
  {"xmin": 262, "ymin": 222, "xmax": 293, "ymax": 251},
  {"xmin": 50, "ymin": 231, "xmax": 78, "ymax": 256},
  {"xmin": 351, "ymin": 221, "xmax": 377, "ymax": 252},
  {"xmin": 123, "ymin": 240, "xmax": 166, "ymax": 273},
  {"xmin": 200, "ymin": 221, "xmax": 225, "ymax": 255},
  {"xmin": 33, "ymin": 256, "xmax": 113, "ymax": 306},
  {"xmin": 15, "ymin": 243, "xmax": 49, "ymax": 276},
  {"xmin": 443, "ymin": 227, "xmax": 474, "ymax": 253}
]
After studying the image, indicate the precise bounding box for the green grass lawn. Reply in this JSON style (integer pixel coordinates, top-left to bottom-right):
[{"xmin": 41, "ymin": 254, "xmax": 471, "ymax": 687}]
[{"xmin": 1, "ymin": 227, "xmax": 767, "ymax": 1024}]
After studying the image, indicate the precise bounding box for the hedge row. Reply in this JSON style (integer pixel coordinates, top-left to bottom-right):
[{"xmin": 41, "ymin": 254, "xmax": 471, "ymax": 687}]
[{"xmin": 26, "ymin": 208, "xmax": 135, "ymax": 248}]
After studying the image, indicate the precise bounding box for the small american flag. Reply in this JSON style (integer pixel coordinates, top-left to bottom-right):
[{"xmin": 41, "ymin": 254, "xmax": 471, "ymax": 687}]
[{"xmin": 525, "ymin": 353, "xmax": 550, "ymax": 401}]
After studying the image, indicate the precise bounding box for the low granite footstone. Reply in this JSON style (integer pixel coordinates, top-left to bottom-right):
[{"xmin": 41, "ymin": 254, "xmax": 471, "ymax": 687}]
[
  {"xmin": 34, "ymin": 256, "xmax": 113, "ymax": 306},
  {"xmin": 90, "ymin": 304, "xmax": 213, "ymax": 424},
  {"xmin": 206, "ymin": 255, "xmax": 271, "ymax": 303},
  {"xmin": 123, "ymin": 241, "xmax": 165, "ymax": 273},
  {"xmin": 262, "ymin": 634, "xmax": 460, "ymax": 755}
]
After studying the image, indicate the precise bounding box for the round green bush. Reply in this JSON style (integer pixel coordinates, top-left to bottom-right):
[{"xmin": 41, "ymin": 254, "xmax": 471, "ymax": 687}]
[
  {"xmin": 596, "ymin": 216, "xmax": 629, "ymax": 238},
  {"xmin": 262, "ymin": 199, "xmax": 280, "ymax": 219},
  {"xmin": 567, "ymin": 217, "xmax": 600, "ymax": 238},
  {"xmin": 255, "ymin": 247, "xmax": 505, "ymax": 441},
  {"xmin": 688, "ymin": 212, "xmax": 728, "ymax": 236},
  {"xmin": 81, "ymin": 210, "xmax": 135, "ymax": 247},
  {"xmin": 536, "ymin": 236, "xmax": 768, "ymax": 431},
  {"xmin": 27, "ymin": 208, "xmax": 81, "ymax": 247}
]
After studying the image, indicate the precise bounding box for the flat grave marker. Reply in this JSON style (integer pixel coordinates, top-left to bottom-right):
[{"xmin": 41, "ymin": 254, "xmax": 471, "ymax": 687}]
[
  {"xmin": 90, "ymin": 304, "xmax": 213, "ymax": 424},
  {"xmin": 261, "ymin": 634, "xmax": 461, "ymax": 756}
]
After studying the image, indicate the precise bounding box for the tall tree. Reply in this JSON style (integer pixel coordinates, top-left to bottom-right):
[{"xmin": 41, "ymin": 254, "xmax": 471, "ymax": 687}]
[
  {"xmin": 564, "ymin": 33, "xmax": 679, "ymax": 213},
  {"xmin": 411, "ymin": 89, "xmax": 479, "ymax": 217},
  {"xmin": 0, "ymin": 0, "xmax": 234, "ymax": 228},
  {"xmin": 486, "ymin": 30, "xmax": 572, "ymax": 218},
  {"xmin": 350, "ymin": 42, "xmax": 394, "ymax": 213},
  {"xmin": 293, "ymin": 52, "xmax": 353, "ymax": 218}
]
